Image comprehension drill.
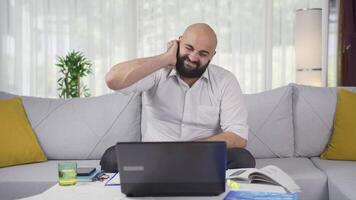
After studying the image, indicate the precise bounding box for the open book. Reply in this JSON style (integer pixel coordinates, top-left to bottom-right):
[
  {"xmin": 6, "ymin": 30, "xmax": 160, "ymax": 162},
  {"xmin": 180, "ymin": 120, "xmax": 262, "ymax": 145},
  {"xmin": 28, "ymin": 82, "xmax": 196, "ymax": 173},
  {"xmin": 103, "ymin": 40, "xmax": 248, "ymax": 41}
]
[{"xmin": 226, "ymin": 165, "xmax": 301, "ymax": 193}]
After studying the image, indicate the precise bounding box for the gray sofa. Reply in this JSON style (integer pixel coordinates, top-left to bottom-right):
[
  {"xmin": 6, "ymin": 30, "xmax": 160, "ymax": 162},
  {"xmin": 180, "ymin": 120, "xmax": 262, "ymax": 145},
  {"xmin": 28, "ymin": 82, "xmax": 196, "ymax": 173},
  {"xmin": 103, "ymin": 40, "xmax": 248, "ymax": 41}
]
[{"xmin": 1, "ymin": 84, "xmax": 356, "ymax": 200}]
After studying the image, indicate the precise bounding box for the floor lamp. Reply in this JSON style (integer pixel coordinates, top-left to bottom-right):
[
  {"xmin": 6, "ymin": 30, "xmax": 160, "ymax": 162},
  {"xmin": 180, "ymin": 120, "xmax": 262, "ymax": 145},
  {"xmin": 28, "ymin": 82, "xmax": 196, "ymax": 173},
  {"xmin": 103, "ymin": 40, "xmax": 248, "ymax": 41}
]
[{"xmin": 295, "ymin": 8, "xmax": 322, "ymax": 87}]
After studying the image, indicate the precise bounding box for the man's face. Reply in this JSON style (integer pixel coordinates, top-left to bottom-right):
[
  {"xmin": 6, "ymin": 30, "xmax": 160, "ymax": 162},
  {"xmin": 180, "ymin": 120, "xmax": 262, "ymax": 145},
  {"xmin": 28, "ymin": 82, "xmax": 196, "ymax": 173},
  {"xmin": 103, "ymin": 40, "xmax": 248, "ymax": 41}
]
[
  {"xmin": 176, "ymin": 33, "xmax": 216, "ymax": 78},
  {"xmin": 176, "ymin": 50, "xmax": 211, "ymax": 78}
]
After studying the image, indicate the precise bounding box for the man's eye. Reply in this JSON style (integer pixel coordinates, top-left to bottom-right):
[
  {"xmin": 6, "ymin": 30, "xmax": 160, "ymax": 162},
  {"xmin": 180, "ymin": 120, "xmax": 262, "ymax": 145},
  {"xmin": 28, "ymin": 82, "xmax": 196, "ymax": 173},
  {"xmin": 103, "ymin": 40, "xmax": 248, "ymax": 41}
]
[
  {"xmin": 200, "ymin": 53, "xmax": 208, "ymax": 57},
  {"xmin": 186, "ymin": 46, "xmax": 193, "ymax": 51}
]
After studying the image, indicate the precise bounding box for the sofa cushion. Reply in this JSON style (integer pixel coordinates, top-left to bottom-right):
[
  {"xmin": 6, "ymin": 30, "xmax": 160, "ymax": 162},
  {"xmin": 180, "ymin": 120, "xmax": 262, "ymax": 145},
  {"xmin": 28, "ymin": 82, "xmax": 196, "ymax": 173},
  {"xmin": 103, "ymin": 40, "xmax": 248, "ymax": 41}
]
[
  {"xmin": 292, "ymin": 84, "xmax": 356, "ymax": 157},
  {"xmin": 321, "ymin": 89, "xmax": 356, "ymax": 160},
  {"xmin": 256, "ymin": 157, "xmax": 328, "ymax": 200},
  {"xmin": 311, "ymin": 157, "xmax": 356, "ymax": 200},
  {"xmin": 0, "ymin": 91, "xmax": 142, "ymax": 160},
  {"xmin": 245, "ymin": 86, "xmax": 294, "ymax": 158},
  {"xmin": 0, "ymin": 97, "xmax": 47, "ymax": 167},
  {"xmin": 0, "ymin": 160, "xmax": 100, "ymax": 200},
  {"xmin": 0, "ymin": 91, "xmax": 16, "ymax": 99}
]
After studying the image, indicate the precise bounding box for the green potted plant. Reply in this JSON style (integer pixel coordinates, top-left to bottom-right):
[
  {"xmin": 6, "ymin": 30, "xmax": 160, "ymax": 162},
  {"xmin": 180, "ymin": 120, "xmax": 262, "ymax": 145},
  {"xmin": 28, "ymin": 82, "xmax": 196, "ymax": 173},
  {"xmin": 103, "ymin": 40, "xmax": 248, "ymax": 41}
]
[{"xmin": 56, "ymin": 50, "xmax": 93, "ymax": 98}]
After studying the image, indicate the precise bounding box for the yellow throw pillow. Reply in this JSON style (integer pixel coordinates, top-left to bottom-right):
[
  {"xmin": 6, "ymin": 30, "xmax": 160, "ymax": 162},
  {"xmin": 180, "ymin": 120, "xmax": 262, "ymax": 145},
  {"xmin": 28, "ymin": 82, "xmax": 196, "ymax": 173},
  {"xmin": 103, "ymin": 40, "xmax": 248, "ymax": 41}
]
[
  {"xmin": 0, "ymin": 97, "xmax": 47, "ymax": 167},
  {"xmin": 321, "ymin": 89, "xmax": 356, "ymax": 160}
]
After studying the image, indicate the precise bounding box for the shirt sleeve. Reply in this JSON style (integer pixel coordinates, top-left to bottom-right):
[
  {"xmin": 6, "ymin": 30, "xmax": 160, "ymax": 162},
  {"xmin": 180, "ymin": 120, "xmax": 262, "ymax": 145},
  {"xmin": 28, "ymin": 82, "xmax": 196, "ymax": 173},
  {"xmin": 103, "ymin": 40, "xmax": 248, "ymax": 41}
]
[
  {"xmin": 219, "ymin": 75, "xmax": 249, "ymax": 140},
  {"xmin": 116, "ymin": 70, "xmax": 159, "ymax": 94}
]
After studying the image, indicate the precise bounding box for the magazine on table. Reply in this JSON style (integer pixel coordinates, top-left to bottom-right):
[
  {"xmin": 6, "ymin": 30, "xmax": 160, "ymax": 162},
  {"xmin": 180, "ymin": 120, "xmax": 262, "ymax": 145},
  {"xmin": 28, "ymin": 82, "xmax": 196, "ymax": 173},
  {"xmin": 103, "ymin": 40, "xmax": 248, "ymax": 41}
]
[
  {"xmin": 224, "ymin": 190, "xmax": 298, "ymax": 200},
  {"xmin": 105, "ymin": 173, "xmax": 120, "ymax": 186},
  {"xmin": 226, "ymin": 165, "xmax": 301, "ymax": 193}
]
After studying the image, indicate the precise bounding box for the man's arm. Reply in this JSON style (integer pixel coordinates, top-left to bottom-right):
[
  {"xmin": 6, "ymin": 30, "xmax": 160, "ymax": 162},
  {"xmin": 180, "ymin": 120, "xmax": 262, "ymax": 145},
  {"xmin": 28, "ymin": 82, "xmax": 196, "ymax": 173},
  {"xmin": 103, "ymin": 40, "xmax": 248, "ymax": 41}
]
[
  {"xmin": 199, "ymin": 73, "xmax": 248, "ymax": 149},
  {"xmin": 105, "ymin": 41, "xmax": 178, "ymax": 90},
  {"xmin": 199, "ymin": 132, "xmax": 247, "ymax": 148}
]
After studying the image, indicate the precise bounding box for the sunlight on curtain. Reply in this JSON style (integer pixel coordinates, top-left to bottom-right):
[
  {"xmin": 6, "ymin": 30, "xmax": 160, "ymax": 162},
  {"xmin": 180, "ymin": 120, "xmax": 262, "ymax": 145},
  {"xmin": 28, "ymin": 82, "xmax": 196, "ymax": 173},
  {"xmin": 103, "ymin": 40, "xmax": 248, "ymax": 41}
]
[{"xmin": 0, "ymin": 0, "xmax": 322, "ymax": 97}]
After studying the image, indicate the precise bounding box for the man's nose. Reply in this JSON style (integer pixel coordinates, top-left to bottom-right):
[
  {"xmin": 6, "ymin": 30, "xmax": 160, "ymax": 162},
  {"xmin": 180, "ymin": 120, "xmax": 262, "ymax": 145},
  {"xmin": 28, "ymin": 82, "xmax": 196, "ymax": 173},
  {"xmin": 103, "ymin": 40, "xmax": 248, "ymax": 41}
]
[{"xmin": 188, "ymin": 52, "xmax": 199, "ymax": 63}]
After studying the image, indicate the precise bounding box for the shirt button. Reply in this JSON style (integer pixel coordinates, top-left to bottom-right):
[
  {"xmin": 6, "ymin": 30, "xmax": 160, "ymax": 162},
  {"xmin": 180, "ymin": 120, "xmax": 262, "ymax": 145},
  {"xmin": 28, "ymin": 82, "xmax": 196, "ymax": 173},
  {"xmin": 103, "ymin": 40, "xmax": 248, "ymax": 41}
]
[{"xmin": 182, "ymin": 124, "xmax": 185, "ymax": 127}]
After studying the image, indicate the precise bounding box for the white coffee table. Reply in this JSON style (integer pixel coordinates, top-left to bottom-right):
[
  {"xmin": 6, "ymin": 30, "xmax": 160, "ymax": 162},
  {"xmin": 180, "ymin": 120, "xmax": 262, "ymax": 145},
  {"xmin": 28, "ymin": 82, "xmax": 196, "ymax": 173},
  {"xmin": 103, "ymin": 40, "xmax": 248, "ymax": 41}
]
[
  {"xmin": 20, "ymin": 174, "xmax": 286, "ymax": 200},
  {"xmin": 20, "ymin": 183, "xmax": 227, "ymax": 200}
]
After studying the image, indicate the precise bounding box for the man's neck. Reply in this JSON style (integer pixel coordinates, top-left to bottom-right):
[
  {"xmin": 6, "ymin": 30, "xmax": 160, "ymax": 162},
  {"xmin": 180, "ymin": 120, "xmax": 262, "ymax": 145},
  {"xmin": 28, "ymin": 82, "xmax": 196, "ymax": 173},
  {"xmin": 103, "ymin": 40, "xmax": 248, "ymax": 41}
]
[{"xmin": 180, "ymin": 76, "xmax": 199, "ymax": 88}]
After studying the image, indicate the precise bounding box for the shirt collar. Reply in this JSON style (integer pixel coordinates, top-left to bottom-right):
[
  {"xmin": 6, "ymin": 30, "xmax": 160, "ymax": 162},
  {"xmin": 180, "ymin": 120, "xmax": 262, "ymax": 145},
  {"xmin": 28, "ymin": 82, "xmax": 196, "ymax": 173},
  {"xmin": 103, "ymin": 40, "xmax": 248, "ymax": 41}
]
[
  {"xmin": 167, "ymin": 68, "xmax": 178, "ymax": 78},
  {"xmin": 167, "ymin": 67, "xmax": 210, "ymax": 82}
]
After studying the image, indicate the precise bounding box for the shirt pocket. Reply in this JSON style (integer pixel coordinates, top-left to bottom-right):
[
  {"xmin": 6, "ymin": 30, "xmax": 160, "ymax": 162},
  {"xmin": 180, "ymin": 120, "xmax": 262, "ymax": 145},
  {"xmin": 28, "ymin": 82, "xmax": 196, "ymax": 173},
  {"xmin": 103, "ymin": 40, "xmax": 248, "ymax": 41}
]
[{"xmin": 197, "ymin": 105, "xmax": 220, "ymax": 129}]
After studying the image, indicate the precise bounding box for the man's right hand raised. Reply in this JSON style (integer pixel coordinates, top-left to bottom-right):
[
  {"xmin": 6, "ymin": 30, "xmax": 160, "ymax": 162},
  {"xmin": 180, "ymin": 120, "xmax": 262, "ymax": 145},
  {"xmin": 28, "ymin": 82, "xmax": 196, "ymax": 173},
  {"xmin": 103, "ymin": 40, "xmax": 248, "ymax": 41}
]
[
  {"xmin": 106, "ymin": 40, "xmax": 179, "ymax": 90},
  {"xmin": 162, "ymin": 40, "xmax": 179, "ymax": 67}
]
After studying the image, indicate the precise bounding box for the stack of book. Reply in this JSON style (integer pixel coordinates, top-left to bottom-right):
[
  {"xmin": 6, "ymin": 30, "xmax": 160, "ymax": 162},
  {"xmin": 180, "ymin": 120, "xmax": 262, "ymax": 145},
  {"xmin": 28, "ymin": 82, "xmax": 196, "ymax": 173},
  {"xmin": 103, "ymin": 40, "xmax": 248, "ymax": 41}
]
[
  {"xmin": 224, "ymin": 190, "xmax": 297, "ymax": 200},
  {"xmin": 225, "ymin": 165, "xmax": 301, "ymax": 200},
  {"xmin": 76, "ymin": 167, "xmax": 100, "ymax": 182}
]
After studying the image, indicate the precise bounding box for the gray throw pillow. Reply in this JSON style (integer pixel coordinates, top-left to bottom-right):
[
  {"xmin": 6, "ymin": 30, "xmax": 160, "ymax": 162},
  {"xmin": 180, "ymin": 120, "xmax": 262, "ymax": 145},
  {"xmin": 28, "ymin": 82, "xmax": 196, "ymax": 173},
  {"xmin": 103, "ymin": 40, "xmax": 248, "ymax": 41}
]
[
  {"xmin": 292, "ymin": 84, "xmax": 356, "ymax": 157},
  {"xmin": 245, "ymin": 85, "xmax": 294, "ymax": 158},
  {"xmin": 0, "ymin": 91, "xmax": 142, "ymax": 160}
]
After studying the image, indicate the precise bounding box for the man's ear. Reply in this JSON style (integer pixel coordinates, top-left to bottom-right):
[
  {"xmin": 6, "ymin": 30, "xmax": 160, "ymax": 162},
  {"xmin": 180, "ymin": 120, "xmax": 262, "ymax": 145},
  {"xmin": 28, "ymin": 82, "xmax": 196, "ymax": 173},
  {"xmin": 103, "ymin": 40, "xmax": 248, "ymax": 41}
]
[{"xmin": 211, "ymin": 51, "xmax": 216, "ymax": 58}]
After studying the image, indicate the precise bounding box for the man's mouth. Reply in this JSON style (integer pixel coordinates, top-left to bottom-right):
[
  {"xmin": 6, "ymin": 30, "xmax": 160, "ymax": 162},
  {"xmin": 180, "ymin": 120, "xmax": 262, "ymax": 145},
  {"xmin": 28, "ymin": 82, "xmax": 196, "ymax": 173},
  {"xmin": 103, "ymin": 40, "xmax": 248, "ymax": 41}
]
[{"xmin": 185, "ymin": 60, "xmax": 197, "ymax": 68}]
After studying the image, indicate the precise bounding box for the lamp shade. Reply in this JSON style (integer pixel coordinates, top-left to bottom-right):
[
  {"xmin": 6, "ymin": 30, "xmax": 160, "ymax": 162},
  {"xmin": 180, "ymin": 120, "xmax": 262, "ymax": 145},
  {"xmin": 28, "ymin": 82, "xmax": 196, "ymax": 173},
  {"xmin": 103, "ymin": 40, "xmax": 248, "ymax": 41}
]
[{"xmin": 295, "ymin": 8, "xmax": 322, "ymax": 86}]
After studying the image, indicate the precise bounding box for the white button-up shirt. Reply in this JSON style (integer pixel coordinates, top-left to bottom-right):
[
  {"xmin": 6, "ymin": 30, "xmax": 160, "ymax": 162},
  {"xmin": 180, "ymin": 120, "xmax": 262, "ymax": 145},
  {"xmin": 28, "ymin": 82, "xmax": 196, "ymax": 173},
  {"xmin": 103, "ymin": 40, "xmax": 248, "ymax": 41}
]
[{"xmin": 119, "ymin": 64, "xmax": 248, "ymax": 141}]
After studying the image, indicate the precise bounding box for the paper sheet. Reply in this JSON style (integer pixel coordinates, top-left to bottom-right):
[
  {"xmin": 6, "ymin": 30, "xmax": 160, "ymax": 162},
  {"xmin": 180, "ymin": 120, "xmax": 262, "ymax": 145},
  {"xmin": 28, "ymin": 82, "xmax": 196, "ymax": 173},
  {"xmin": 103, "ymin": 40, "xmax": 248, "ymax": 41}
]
[{"xmin": 105, "ymin": 173, "xmax": 121, "ymax": 186}]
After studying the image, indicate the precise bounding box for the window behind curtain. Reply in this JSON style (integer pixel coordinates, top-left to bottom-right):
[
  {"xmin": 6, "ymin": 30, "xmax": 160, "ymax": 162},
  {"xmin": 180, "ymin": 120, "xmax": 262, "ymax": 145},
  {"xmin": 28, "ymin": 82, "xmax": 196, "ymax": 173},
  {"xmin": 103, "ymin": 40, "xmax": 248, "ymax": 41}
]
[{"xmin": 0, "ymin": 0, "xmax": 323, "ymax": 97}]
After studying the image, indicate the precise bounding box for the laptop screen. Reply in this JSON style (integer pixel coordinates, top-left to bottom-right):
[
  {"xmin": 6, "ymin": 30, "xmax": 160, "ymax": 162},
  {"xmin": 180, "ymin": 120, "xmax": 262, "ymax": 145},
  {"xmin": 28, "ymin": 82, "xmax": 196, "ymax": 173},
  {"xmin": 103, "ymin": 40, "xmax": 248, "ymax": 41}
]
[{"xmin": 115, "ymin": 141, "xmax": 226, "ymax": 196}]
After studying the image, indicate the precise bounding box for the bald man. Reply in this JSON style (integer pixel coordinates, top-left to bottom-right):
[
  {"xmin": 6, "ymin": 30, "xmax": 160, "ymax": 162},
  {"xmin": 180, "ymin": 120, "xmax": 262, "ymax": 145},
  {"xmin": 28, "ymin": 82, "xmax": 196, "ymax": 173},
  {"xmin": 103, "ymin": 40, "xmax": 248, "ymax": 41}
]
[{"xmin": 102, "ymin": 23, "xmax": 255, "ymax": 172}]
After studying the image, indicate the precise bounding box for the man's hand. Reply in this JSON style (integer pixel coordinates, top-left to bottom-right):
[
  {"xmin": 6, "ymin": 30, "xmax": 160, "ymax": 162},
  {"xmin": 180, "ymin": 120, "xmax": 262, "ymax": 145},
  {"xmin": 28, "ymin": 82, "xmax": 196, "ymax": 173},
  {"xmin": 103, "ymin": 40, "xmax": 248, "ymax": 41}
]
[
  {"xmin": 197, "ymin": 132, "xmax": 247, "ymax": 149},
  {"xmin": 162, "ymin": 40, "xmax": 179, "ymax": 67}
]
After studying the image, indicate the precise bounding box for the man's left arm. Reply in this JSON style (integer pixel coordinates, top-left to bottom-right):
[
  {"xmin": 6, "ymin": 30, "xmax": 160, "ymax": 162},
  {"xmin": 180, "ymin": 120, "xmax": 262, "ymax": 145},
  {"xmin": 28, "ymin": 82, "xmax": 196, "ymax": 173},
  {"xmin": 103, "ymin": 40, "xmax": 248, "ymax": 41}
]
[
  {"xmin": 199, "ymin": 74, "xmax": 248, "ymax": 148},
  {"xmin": 199, "ymin": 132, "xmax": 246, "ymax": 148}
]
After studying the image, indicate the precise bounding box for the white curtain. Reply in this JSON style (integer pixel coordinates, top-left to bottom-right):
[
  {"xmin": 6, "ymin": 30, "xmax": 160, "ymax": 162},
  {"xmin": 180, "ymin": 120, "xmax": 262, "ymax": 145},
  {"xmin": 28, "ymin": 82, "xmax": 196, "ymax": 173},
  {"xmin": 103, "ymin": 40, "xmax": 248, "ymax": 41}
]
[{"xmin": 0, "ymin": 0, "xmax": 322, "ymax": 97}]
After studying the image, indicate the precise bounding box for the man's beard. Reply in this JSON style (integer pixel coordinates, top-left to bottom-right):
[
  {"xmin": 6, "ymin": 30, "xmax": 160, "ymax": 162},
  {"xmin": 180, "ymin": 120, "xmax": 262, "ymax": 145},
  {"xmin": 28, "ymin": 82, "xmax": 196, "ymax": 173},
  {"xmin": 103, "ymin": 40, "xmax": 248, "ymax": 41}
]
[{"xmin": 176, "ymin": 54, "xmax": 210, "ymax": 78}]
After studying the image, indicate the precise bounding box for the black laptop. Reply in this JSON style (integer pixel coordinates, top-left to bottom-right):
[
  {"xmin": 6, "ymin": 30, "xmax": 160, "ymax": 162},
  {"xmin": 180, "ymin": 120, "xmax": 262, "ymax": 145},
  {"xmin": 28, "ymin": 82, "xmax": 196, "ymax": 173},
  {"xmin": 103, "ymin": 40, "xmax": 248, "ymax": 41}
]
[{"xmin": 115, "ymin": 141, "xmax": 227, "ymax": 197}]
